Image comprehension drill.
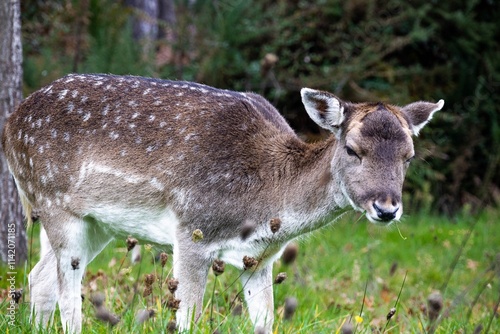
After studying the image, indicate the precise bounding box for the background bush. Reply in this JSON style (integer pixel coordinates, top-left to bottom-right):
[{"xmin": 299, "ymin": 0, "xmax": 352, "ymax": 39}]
[{"xmin": 21, "ymin": 0, "xmax": 500, "ymax": 214}]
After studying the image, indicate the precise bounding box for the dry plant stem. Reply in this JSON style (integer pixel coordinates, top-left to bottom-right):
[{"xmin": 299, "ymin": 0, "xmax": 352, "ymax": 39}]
[
  {"xmin": 354, "ymin": 277, "xmax": 370, "ymax": 334},
  {"xmin": 428, "ymin": 268, "xmax": 494, "ymax": 334},
  {"xmin": 111, "ymin": 249, "xmax": 131, "ymax": 307},
  {"xmin": 215, "ymin": 239, "xmax": 275, "ymax": 333},
  {"xmin": 382, "ymin": 270, "xmax": 407, "ymax": 333},
  {"xmin": 440, "ymin": 219, "xmax": 478, "ymax": 294},
  {"xmin": 465, "ymin": 275, "xmax": 494, "ymax": 323},
  {"xmin": 209, "ymin": 276, "xmax": 219, "ymax": 330},
  {"xmin": 121, "ymin": 255, "xmax": 145, "ymax": 318},
  {"xmin": 484, "ymin": 290, "xmax": 500, "ymax": 334},
  {"xmin": 29, "ymin": 222, "xmax": 35, "ymax": 273}
]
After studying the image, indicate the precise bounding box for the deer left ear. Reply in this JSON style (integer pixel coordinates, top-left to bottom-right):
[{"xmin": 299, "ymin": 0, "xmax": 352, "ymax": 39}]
[
  {"xmin": 301, "ymin": 88, "xmax": 346, "ymax": 137},
  {"xmin": 402, "ymin": 99, "xmax": 444, "ymax": 136}
]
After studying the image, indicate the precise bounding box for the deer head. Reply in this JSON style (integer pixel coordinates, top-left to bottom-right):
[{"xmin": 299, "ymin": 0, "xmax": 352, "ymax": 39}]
[{"xmin": 301, "ymin": 88, "xmax": 443, "ymax": 223}]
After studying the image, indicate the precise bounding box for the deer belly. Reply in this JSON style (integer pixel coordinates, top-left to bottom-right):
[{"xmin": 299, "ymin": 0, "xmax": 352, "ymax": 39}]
[{"xmin": 85, "ymin": 205, "xmax": 179, "ymax": 246}]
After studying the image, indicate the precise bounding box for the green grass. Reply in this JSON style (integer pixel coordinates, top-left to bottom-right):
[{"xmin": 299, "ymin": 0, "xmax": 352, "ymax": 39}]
[{"xmin": 1, "ymin": 209, "xmax": 499, "ymax": 333}]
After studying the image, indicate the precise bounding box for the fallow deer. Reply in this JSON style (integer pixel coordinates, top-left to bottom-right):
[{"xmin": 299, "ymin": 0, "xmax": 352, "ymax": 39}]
[{"xmin": 2, "ymin": 74, "xmax": 443, "ymax": 333}]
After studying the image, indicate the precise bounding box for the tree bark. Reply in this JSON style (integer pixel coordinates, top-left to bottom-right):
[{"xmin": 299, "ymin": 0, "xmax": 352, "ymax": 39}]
[
  {"xmin": 126, "ymin": 0, "xmax": 159, "ymax": 55},
  {"xmin": 0, "ymin": 0, "xmax": 27, "ymax": 266}
]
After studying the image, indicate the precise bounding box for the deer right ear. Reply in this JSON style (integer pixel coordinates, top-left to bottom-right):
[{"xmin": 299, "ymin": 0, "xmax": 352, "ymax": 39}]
[{"xmin": 301, "ymin": 88, "xmax": 345, "ymax": 136}]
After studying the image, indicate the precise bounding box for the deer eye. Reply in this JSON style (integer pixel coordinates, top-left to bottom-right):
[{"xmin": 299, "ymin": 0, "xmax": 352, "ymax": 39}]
[
  {"xmin": 405, "ymin": 155, "xmax": 415, "ymax": 164},
  {"xmin": 345, "ymin": 146, "xmax": 360, "ymax": 160}
]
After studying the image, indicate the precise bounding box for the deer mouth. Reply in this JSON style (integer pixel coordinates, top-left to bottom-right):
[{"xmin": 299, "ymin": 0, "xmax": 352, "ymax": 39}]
[{"xmin": 364, "ymin": 202, "xmax": 401, "ymax": 224}]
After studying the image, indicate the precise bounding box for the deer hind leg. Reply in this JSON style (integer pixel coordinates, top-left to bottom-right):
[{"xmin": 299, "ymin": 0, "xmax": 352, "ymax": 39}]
[
  {"xmin": 35, "ymin": 212, "xmax": 112, "ymax": 334},
  {"xmin": 29, "ymin": 236, "xmax": 58, "ymax": 328},
  {"xmin": 240, "ymin": 264, "xmax": 274, "ymax": 334},
  {"xmin": 173, "ymin": 232, "xmax": 212, "ymax": 331}
]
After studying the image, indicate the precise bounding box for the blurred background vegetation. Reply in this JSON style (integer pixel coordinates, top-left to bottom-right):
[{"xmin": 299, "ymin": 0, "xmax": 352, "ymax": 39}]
[{"xmin": 20, "ymin": 0, "xmax": 499, "ymax": 216}]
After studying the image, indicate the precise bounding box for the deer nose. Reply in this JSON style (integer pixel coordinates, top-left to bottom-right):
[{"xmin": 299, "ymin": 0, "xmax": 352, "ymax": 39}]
[{"xmin": 372, "ymin": 203, "xmax": 399, "ymax": 222}]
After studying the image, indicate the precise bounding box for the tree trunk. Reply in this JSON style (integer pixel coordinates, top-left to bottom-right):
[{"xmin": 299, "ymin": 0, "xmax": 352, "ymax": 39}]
[
  {"xmin": 126, "ymin": 0, "xmax": 159, "ymax": 55},
  {"xmin": 0, "ymin": 0, "xmax": 27, "ymax": 266}
]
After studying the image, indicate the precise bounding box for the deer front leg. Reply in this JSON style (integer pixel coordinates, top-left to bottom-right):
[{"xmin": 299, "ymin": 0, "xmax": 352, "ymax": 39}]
[
  {"xmin": 29, "ymin": 248, "xmax": 59, "ymax": 328},
  {"xmin": 173, "ymin": 235, "xmax": 211, "ymax": 332},
  {"xmin": 240, "ymin": 264, "xmax": 274, "ymax": 334}
]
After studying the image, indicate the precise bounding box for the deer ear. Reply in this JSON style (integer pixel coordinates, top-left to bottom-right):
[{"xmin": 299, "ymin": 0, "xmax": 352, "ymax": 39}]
[
  {"xmin": 301, "ymin": 88, "xmax": 345, "ymax": 135},
  {"xmin": 402, "ymin": 99, "xmax": 444, "ymax": 136}
]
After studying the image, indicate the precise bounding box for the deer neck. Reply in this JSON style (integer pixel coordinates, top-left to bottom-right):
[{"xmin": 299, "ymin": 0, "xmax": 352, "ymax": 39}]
[{"xmin": 261, "ymin": 134, "xmax": 348, "ymax": 234}]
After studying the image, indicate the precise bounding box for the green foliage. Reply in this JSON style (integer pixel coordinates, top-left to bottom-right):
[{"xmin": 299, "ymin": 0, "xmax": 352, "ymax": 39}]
[
  {"xmin": 19, "ymin": 0, "xmax": 500, "ymax": 213},
  {"xmin": 2, "ymin": 211, "xmax": 500, "ymax": 332}
]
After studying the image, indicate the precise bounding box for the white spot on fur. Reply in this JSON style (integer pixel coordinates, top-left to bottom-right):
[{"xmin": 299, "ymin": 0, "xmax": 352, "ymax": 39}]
[
  {"xmin": 83, "ymin": 112, "xmax": 91, "ymax": 122},
  {"xmin": 63, "ymin": 194, "xmax": 71, "ymax": 204},
  {"xmin": 131, "ymin": 112, "xmax": 139, "ymax": 119},
  {"xmin": 110, "ymin": 131, "xmax": 119, "ymax": 140},
  {"xmin": 72, "ymin": 90, "xmax": 79, "ymax": 98},
  {"xmin": 102, "ymin": 105, "xmax": 110, "ymax": 116},
  {"xmin": 42, "ymin": 85, "xmax": 53, "ymax": 94},
  {"xmin": 63, "ymin": 132, "xmax": 70, "ymax": 142},
  {"xmin": 150, "ymin": 177, "xmax": 165, "ymax": 191},
  {"xmin": 59, "ymin": 89, "xmax": 68, "ymax": 100},
  {"xmin": 148, "ymin": 115, "xmax": 155, "ymax": 122},
  {"xmin": 159, "ymin": 121, "xmax": 166, "ymax": 128},
  {"xmin": 185, "ymin": 133, "xmax": 195, "ymax": 141},
  {"xmin": 81, "ymin": 95, "xmax": 88, "ymax": 103}
]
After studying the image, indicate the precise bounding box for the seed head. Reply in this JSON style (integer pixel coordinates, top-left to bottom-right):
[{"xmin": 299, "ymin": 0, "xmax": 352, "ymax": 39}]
[
  {"xmin": 274, "ymin": 272, "xmax": 287, "ymax": 284},
  {"xmin": 135, "ymin": 309, "xmax": 155, "ymax": 324},
  {"xmin": 167, "ymin": 321, "xmax": 177, "ymax": 333},
  {"xmin": 11, "ymin": 289, "xmax": 23, "ymax": 304},
  {"xmin": 232, "ymin": 303, "xmax": 243, "ymax": 316},
  {"xmin": 341, "ymin": 321, "xmax": 354, "ymax": 334},
  {"xmin": 192, "ymin": 229, "xmax": 204, "ymax": 242},
  {"xmin": 144, "ymin": 273, "xmax": 156, "ymax": 286},
  {"xmin": 212, "ymin": 259, "xmax": 225, "ymax": 276},
  {"xmin": 71, "ymin": 257, "xmax": 80, "ymax": 270},
  {"xmin": 243, "ymin": 256, "xmax": 258, "ymax": 270},
  {"xmin": 90, "ymin": 292, "xmax": 105, "ymax": 307},
  {"xmin": 284, "ymin": 297, "xmax": 298, "ymax": 320},
  {"xmin": 240, "ymin": 220, "xmax": 256, "ymax": 240},
  {"xmin": 143, "ymin": 285, "xmax": 153, "ymax": 298},
  {"xmin": 126, "ymin": 235, "xmax": 138, "ymax": 251},
  {"xmin": 281, "ymin": 243, "xmax": 298, "ymax": 265},
  {"xmin": 167, "ymin": 297, "xmax": 181, "ymax": 311},
  {"xmin": 120, "ymin": 267, "xmax": 132, "ymax": 276},
  {"xmin": 270, "ymin": 218, "xmax": 281, "ymax": 234},
  {"xmin": 95, "ymin": 306, "xmax": 120, "ymax": 326},
  {"xmin": 386, "ymin": 307, "xmax": 396, "ymax": 320},
  {"xmin": 389, "ymin": 261, "xmax": 398, "ymax": 276},
  {"xmin": 427, "ymin": 291, "xmax": 443, "ymax": 321},
  {"xmin": 167, "ymin": 278, "xmax": 179, "ymax": 294},
  {"xmin": 160, "ymin": 252, "xmax": 168, "ymax": 267}
]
